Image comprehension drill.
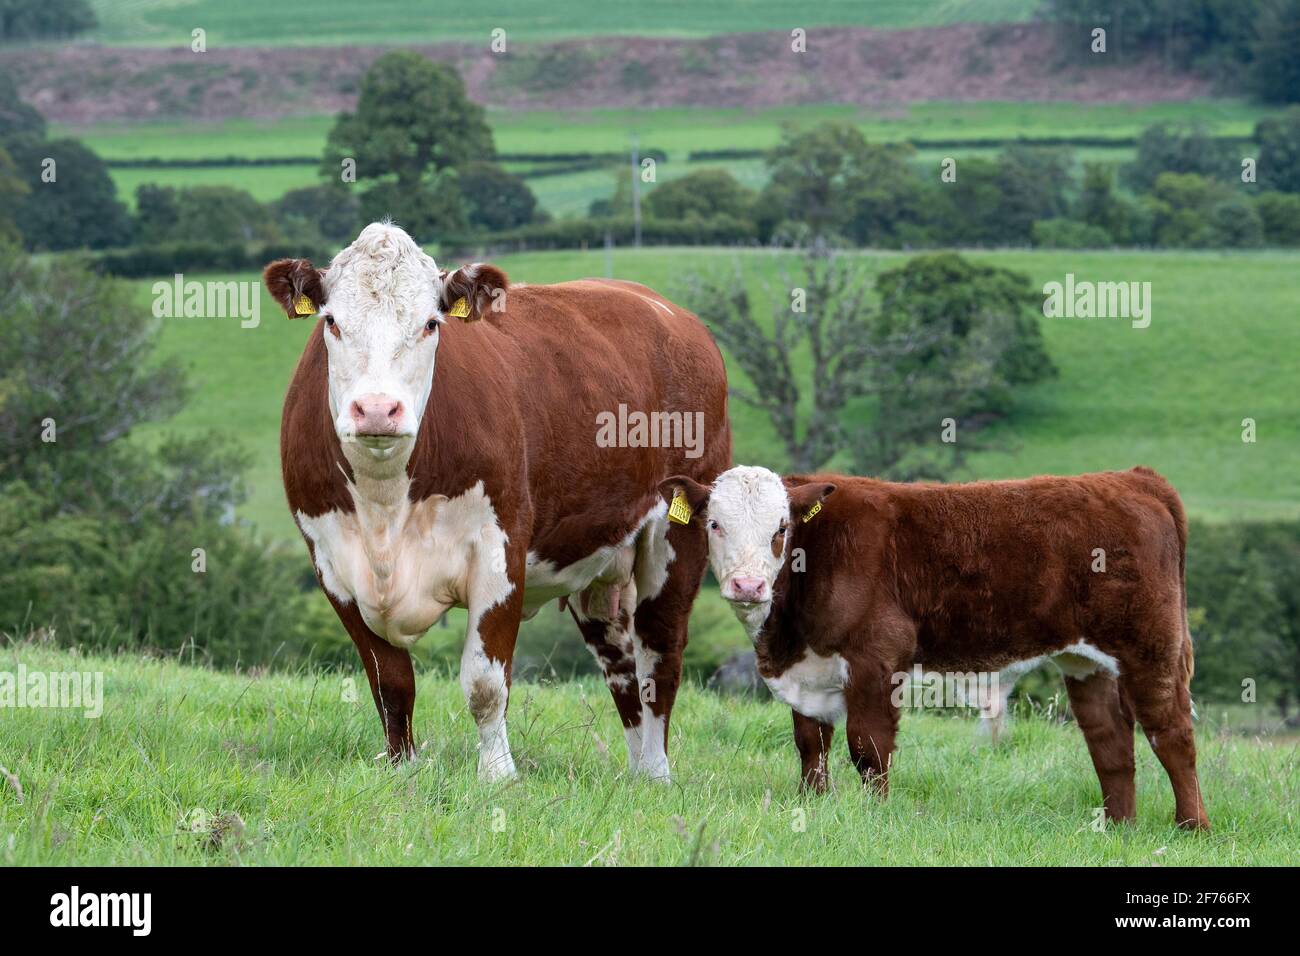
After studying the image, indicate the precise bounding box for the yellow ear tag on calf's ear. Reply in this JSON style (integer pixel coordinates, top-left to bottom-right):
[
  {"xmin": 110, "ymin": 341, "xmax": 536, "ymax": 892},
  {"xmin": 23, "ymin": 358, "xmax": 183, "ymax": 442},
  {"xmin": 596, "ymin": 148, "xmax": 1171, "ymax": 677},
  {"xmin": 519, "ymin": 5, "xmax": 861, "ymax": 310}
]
[
  {"xmin": 447, "ymin": 296, "xmax": 471, "ymax": 319},
  {"xmin": 667, "ymin": 488, "xmax": 693, "ymax": 525},
  {"xmin": 292, "ymin": 294, "xmax": 315, "ymax": 317},
  {"xmin": 801, "ymin": 500, "xmax": 823, "ymax": 523}
]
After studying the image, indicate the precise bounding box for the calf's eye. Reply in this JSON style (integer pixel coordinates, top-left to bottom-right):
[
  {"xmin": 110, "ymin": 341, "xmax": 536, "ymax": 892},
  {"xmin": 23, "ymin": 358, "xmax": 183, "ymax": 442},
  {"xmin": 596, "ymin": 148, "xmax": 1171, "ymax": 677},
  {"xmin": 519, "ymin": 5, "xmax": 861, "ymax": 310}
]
[{"xmin": 425, "ymin": 319, "xmax": 439, "ymax": 332}]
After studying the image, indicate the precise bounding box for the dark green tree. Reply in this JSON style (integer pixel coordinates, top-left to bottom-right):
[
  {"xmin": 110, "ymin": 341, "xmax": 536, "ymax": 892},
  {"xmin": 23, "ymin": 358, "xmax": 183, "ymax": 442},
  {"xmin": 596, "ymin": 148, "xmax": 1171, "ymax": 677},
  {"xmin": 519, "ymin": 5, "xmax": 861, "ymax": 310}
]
[
  {"xmin": 5, "ymin": 136, "xmax": 131, "ymax": 250},
  {"xmin": 1254, "ymin": 107, "xmax": 1300, "ymax": 192},
  {"xmin": 323, "ymin": 53, "xmax": 493, "ymax": 188},
  {"xmin": 456, "ymin": 161, "xmax": 541, "ymax": 231},
  {"xmin": 646, "ymin": 168, "xmax": 755, "ymax": 222}
]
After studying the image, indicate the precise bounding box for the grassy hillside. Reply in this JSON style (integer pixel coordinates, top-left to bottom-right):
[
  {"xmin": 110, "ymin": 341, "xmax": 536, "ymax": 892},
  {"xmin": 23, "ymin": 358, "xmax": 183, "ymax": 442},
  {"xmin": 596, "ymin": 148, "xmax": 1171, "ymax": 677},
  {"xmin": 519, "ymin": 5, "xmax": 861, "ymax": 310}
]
[
  {"xmin": 64, "ymin": 101, "xmax": 1269, "ymax": 162},
  {"xmin": 134, "ymin": 248, "xmax": 1300, "ymax": 544},
  {"xmin": 86, "ymin": 1, "xmax": 1038, "ymax": 47},
  {"xmin": 62, "ymin": 100, "xmax": 1273, "ymax": 216},
  {"xmin": 0, "ymin": 645, "xmax": 1291, "ymax": 865}
]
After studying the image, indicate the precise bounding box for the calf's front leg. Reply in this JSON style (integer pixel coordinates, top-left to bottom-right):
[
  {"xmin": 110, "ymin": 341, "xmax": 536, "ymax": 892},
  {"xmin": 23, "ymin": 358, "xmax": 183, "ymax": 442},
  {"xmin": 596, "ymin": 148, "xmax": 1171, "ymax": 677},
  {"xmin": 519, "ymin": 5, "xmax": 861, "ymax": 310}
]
[
  {"xmin": 792, "ymin": 710, "xmax": 834, "ymax": 794},
  {"xmin": 844, "ymin": 661, "xmax": 900, "ymax": 796}
]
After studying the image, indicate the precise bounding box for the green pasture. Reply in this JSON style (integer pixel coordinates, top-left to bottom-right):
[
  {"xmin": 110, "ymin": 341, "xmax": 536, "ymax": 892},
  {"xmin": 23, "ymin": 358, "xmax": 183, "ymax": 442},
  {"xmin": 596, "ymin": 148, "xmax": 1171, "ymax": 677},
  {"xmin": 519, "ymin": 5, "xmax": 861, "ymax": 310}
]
[
  {"xmin": 131, "ymin": 247, "xmax": 1300, "ymax": 545},
  {"xmin": 84, "ymin": 0, "xmax": 1039, "ymax": 47},
  {"xmin": 0, "ymin": 644, "xmax": 1292, "ymax": 865}
]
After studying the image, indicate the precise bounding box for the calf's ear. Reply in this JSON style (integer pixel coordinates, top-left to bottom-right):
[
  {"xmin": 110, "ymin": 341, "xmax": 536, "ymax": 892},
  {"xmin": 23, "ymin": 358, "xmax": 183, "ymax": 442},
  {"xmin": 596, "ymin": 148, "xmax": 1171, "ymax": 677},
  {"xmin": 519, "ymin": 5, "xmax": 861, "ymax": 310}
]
[
  {"xmin": 788, "ymin": 481, "xmax": 836, "ymax": 522},
  {"xmin": 658, "ymin": 475, "xmax": 712, "ymax": 523},
  {"xmin": 440, "ymin": 263, "xmax": 509, "ymax": 322},
  {"xmin": 264, "ymin": 259, "xmax": 325, "ymax": 318}
]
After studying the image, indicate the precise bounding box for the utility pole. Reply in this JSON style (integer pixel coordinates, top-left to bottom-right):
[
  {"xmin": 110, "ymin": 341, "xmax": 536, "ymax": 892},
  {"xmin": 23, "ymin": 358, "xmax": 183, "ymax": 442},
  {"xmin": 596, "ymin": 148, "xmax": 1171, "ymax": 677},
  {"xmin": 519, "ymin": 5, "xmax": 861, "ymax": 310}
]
[{"xmin": 631, "ymin": 136, "xmax": 642, "ymax": 249}]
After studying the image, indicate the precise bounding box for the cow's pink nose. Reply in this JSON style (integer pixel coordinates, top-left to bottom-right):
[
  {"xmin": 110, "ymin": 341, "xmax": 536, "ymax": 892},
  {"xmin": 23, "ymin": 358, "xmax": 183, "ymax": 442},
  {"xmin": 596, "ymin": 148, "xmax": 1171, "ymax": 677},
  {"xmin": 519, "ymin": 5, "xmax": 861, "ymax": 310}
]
[
  {"xmin": 349, "ymin": 394, "xmax": 405, "ymax": 435},
  {"xmin": 730, "ymin": 576, "xmax": 767, "ymax": 602}
]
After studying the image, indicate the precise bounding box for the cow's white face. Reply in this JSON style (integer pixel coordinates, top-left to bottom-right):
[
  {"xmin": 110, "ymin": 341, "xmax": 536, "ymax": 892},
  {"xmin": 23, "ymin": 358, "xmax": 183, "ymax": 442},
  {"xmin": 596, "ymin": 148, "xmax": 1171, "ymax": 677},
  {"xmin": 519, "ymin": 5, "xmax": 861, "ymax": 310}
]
[
  {"xmin": 318, "ymin": 224, "xmax": 445, "ymax": 463},
  {"xmin": 264, "ymin": 223, "xmax": 507, "ymax": 474},
  {"xmin": 704, "ymin": 466, "xmax": 794, "ymax": 606}
]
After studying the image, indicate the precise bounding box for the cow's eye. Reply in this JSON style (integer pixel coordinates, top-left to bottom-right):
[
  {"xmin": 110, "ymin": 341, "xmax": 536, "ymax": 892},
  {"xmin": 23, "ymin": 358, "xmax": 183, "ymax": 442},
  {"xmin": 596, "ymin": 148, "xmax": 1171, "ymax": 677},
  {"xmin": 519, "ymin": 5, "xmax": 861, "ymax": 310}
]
[
  {"xmin": 323, "ymin": 315, "xmax": 334, "ymax": 326},
  {"xmin": 425, "ymin": 319, "xmax": 439, "ymax": 332},
  {"xmin": 708, "ymin": 520, "xmax": 721, "ymax": 533},
  {"xmin": 773, "ymin": 524, "xmax": 787, "ymax": 539}
]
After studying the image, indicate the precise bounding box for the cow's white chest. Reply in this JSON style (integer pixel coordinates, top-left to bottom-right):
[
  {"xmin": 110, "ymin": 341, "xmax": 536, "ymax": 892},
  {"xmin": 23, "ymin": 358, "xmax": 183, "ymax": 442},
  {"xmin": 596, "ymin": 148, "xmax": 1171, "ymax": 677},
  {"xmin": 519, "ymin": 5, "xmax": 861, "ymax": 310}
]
[
  {"xmin": 296, "ymin": 480, "xmax": 508, "ymax": 647},
  {"xmin": 765, "ymin": 652, "xmax": 850, "ymax": 724}
]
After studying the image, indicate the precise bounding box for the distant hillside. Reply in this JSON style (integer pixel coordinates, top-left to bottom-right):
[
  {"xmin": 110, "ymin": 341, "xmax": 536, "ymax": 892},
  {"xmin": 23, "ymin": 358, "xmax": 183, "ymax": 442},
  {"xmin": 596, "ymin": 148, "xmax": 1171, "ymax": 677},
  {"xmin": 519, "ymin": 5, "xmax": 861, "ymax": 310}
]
[
  {"xmin": 4, "ymin": 24, "xmax": 1209, "ymax": 124},
  {"xmin": 84, "ymin": 0, "xmax": 1039, "ymax": 46}
]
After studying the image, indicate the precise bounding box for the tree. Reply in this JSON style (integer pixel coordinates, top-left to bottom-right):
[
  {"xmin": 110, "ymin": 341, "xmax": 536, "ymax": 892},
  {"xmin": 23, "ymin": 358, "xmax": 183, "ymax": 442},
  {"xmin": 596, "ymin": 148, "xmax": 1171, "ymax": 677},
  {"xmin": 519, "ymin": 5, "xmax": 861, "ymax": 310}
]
[
  {"xmin": 1254, "ymin": 107, "xmax": 1300, "ymax": 192},
  {"xmin": 4, "ymin": 136, "xmax": 131, "ymax": 250},
  {"xmin": 0, "ymin": 71, "xmax": 44, "ymax": 142},
  {"xmin": 1250, "ymin": 0, "xmax": 1300, "ymax": 103},
  {"xmin": 323, "ymin": 52, "xmax": 493, "ymax": 191},
  {"xmin": 1124, "ymin": 123, "xmax": 1237, "ymax": 192},
  {"xmin": 0, "ymin": 0, "xmax": 96, "ymax": 41},
  {"xmin": 274, "ymin": 184, "xmax": 361, "ymax": 243},
  {"xmin": 677, "ymin": 246, "xmax": 1055, "ymax": 476},
  {"xmin": 758, "ymin": 121, "xmax": 921, "ymax": 244},
  {"xmin": 456, "ymin": 161, "xmax": 541, "ymax": 231},
  {"xmin": 645, "ymin": 168, "xmax": 755, "ymax": 221},
  {"xmin": 854, "ymin": 254, "xmax": 1056, "ymax": 479}
]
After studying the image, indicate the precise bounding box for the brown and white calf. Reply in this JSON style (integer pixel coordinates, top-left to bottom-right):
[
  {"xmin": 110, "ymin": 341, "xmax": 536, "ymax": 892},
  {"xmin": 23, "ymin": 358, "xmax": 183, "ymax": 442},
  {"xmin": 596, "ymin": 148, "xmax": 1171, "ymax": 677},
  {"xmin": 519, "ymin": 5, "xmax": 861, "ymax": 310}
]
[
  {"xmin": 662, "ymin": 465, "xmax": 1209, "ymax": 829},
  {"xmin": 267, "ymin": 223, "xmax": 729, "ymax": 781}
]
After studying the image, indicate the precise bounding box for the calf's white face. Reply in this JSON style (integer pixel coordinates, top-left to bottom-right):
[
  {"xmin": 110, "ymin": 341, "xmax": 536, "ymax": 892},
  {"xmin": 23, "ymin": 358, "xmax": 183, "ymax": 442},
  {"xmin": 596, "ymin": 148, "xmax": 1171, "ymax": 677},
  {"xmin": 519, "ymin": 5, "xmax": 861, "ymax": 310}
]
[
  {"xmin": 661, "ymin": 466, "xmax": 835, "ymax": 609},
  {"xmin": 704, "ymin": 466, "xmax": 793, "ymax": 605},
  {"xmin": 263, "ymin": 222, "xmax": 506, "ymax": 469}
]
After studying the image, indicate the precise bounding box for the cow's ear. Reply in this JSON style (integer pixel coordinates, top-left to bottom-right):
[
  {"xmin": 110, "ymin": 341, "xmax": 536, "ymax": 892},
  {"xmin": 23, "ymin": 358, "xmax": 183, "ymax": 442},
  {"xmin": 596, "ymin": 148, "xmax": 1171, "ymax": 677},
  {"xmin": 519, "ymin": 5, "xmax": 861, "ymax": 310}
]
[
  {"xmin": 658, "ymin": 475, "xmax": 711, "ymax": 525},
  {"xmin": 440, "ymin": 263, "xmax": 509, "ymax": 322},
  {"xmin": 264, "ymin": 259, "xmax": 325, "ymax": 319},
  {"xmin": 788, "ymin": 481, "xmax": 836, "ymax": 523}
]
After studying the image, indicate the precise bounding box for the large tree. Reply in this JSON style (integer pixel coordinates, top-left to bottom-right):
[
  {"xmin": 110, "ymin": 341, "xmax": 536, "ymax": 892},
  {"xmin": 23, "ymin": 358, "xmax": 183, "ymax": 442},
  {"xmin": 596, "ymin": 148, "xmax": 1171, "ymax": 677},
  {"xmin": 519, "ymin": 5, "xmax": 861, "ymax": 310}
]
[
  {"xmin": 678, "ymin": 246, "xmax": 1055, "ymax": 476},
  {"xmin": 323, "ymin": 52, "xmax": 494, "ymax": 192}
]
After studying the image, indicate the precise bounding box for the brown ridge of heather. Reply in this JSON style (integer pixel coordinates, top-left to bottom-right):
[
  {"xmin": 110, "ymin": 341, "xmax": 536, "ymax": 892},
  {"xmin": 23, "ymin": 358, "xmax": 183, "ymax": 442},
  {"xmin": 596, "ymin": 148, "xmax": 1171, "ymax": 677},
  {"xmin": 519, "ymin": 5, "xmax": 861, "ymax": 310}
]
[{"xmin": 2, "ymin": 23, "xmax": 1209, "ymax": 124}]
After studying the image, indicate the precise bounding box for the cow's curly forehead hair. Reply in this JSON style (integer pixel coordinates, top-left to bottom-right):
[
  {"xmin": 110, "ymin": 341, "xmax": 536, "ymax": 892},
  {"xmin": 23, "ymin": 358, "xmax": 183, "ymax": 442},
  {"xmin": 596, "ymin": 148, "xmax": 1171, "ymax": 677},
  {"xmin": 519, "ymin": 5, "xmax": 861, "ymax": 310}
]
[
  {"xmin": 323, "ymin": 222, "xmax": 442, "ymax": 322},
  {"xmin": 709, "ymin": 465, "xmax": 790, "ymax": 528}
]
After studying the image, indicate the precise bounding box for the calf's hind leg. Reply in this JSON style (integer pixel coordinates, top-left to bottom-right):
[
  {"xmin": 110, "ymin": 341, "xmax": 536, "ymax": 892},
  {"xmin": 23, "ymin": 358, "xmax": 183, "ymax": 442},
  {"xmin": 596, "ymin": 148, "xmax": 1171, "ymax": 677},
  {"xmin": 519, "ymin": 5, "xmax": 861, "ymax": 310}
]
[
  {"xmin": 1063, "ymin": 671, "xmax": 1136, "ymax": 823},
  {"xmin": 1123, "ymin": 666, "xmax": 1209, "ymax": 830}
]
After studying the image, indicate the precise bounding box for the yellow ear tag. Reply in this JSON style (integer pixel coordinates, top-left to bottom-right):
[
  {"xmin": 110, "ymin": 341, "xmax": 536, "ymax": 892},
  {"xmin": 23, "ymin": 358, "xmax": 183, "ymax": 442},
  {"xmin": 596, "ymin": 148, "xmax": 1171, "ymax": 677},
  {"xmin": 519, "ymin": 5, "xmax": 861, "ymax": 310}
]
[
  {"xmin": 667, "ymin": 489, "xmax": 693, "ymax": 525},
  {"xmin": 801, "ymin": 500, "xmax": 822, "ymax": 523},
  {"xmin": 292, "ymin": 294, "xmax": 315, "ymax": 317},
  {"xmin": 447, "ymin": 296, "xmax": 471, "ymax": 318}
]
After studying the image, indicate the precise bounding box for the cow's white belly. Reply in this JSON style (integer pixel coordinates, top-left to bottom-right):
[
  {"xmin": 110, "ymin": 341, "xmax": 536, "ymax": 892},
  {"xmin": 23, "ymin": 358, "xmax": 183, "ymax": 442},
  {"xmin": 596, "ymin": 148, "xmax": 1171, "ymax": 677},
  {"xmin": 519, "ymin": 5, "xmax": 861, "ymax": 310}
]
[
  {"xmin": 297, "ymin": 481, "xmax": 508, "ymax": 647},
  {"xmin": 765, "ymin": 652, "xmax": 850, "ymax": 724},
  {"xmin": 298, "ymin": 485, "xmax": 671, "ymax": 646}
]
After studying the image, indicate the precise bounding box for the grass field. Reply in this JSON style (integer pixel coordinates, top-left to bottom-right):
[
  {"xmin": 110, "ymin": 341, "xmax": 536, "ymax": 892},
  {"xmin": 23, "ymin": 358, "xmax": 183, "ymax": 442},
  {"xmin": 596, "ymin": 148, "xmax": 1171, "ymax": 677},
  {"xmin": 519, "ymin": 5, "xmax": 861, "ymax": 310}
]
[
  {"xmin": 133, "ymin": 247, "xmax": 1300, "ymax": 545},
  {"xmin": 60, "ymin": 100, "xmax": 1270, "ymax": 215},
  {"xmin": 0, "ymin": 644, "xmax": 1292, "ymax": 865},
  {"xmin": 85, "ymin": 0, "xmax": 1038, "ymax": 47},
  {"xmin": 60, "ymin": 101, "xmax": 1271, "ymax": 163}
]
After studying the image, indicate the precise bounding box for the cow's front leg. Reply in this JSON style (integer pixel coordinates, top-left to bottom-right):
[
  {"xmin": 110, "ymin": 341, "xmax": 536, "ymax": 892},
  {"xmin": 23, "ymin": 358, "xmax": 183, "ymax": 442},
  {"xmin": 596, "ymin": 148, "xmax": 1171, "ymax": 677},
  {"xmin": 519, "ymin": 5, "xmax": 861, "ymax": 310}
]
[
  {"xmin": 330, "ymin": 593, "xmax": 416, "ymax": 760},
  {"xmin": 792, "ymin": 710, "xmax": 834, "ymax": 794},
  {"xmin": 461, "ymin": 545, "xmax": 526, "ymax": 782},
  {"xmin": 844, "ymin": 659, "xmax": 900, "ymax": 796}
]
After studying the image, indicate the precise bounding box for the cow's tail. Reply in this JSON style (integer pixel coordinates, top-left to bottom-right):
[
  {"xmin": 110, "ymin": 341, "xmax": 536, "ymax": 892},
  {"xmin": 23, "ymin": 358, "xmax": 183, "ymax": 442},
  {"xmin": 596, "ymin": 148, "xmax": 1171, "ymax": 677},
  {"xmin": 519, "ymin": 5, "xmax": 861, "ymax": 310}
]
[{"xmin": 1133, "ymin": 467, "xmax": 1195, "ymax": 701}]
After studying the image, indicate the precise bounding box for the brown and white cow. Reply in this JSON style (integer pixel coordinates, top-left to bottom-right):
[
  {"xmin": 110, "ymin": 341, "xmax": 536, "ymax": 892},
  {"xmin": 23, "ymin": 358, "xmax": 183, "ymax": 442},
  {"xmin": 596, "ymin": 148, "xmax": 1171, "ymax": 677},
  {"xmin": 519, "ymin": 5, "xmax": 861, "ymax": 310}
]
[
  {"xmin": 266, "ymin": 222, "xmax": 729, "ymax": 781},
  {"xmin": 662, "ymin": 465, "xmax": 1210, "ymax": 829}
]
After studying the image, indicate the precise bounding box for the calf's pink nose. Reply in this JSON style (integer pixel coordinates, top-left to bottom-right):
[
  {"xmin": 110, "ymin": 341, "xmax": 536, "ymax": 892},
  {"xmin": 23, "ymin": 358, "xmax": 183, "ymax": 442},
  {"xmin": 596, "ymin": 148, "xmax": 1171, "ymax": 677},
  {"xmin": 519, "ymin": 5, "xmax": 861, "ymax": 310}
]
[
  {"xmin": 730, "ymin": 576, "xmax": 767, "ymax": 602},
  {"xmin": 350, "ymin": 393, "xmax": 405, "ymax": 435}
]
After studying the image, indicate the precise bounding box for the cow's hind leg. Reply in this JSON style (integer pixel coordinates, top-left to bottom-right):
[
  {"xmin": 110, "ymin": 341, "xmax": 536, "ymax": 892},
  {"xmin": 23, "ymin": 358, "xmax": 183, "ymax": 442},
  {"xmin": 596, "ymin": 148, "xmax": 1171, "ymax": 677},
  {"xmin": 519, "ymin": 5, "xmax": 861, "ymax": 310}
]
[
  {"xmin": 1063, "ymin": 671, "xmax": 1136, "ymax": 824},
  {"xmin": 462, "ymin": 548, "xmax": 527, "ymax": 782},
  {"xmin": 574, "ymin": 612, "xmax": 645, "ymax": 769},
  {"xmin": 628, "ymin": 512, "xmax": 707, "ymax": 782}
]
